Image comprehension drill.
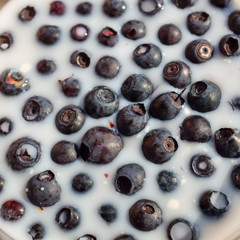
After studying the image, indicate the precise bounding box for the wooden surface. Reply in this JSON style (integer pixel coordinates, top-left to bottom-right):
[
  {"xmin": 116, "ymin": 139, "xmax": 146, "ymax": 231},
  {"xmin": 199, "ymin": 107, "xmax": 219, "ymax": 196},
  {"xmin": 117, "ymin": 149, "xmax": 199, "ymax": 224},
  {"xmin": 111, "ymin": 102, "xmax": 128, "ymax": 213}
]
[{"xmin": 0, "ymin": 0, "xmax": 9, "ymax": 9}]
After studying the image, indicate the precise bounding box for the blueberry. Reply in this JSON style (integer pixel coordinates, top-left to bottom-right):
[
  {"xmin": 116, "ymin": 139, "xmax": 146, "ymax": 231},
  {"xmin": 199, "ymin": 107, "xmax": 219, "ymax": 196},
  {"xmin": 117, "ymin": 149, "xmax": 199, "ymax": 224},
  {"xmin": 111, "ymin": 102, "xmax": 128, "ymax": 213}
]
[
  {"xmin": 163, "ymin": 61, "xmax": 191, "ymax": 89},
  {"xmin": 98, "ymin": 204, "xmax": 117, "ymax": 223},
  {"xmin": 121, "ymin": 74, "xmax": 153, "ymax": 102},
  {"xmin": 26, "ymin": 170, "xmax": 61, "ymax": 207},
  {"xmin": 70, "ymin": 24, "xmax": 89, "ymax": 41},
  {"xmin": 51, "ymin": 140, "xmax": 79, "ymax": 164},
  {"xmin": 103, "ymin": 0, "xmax": 127, "ymax": 18},
  {"xmin": 116, "ymin": 103, "xmax": 149, "ymax": 136},
  {"xmin": 214, "ymin": 128, "xmax": 240, "ymax": 158},
  {"xmin": 231, "ymin": 96, "xmax": 240, "ymax": 110},
  {"xmin": 114, "ymin": 163, "xmax": 145, "ymax": 195},
  {"xmin": 72, "ymin": 173, "xmax": 93, "ymax": 193},
  {"xmin": 0, "ymin": 200, "xmax": 25, "ymax": 221},
  {"xmin": 121, "ymin": 20, "xmax": 146, "ymax": 40},
  {"xmin": 180, "ymin": 115, "xmax": 212, "ymax": 143},
  {"xmin": 70, "ymin": 50, "xmax": 91, "ymax": 68},
  {"xmin": 98, "ymin": 26, "xmax": 118, "ymax": 47},
  {"xmin": 59, "ymin": 76, "xmax": 80, "ymax": 97},
  {"xmin": 114, "ymin": 235, "xmax": 136, "ymax": 240},
  {"xmin": 219, "ymin": 34, "xmax": 240, "ymax": 56},
  {"xmin": 36, "ymin": 59, "xmax": 56, "ymax": 74},
  {"xmin": 0, "ymin": 32, "xmax": 13, "ymax": 51},
  {"xmin": 190, "ymin": 154, "xmax": 215, "ymax": 177},
  {"xmin": 19, "ymin": 6, "xmax": 36, "ymax": 22},
  {"xmin": 171, "ymin": 0, "xmax": 198, "ymax": 8},
  {"xmin": 231, "ymin": 165, "xmax": 240, "ymax": 189},
  {"xmin": 133, "ymin": 43, "xmax": 162, "ymax": 69},
  {"xmin": 0, "ymin": 69, "xmax": 30, "ymax": 96},
  {"xmin": 76, "ymin": 2, "xmax": 92, "ymax": 15},
  {"xmin": 55, "ymin": 206, "xmax": 80, "ymax": 230},
  {"xmin": 187, "ymin": 12, "xmax": 211, "ymax": 36},
  {"xmin": 129, "ymin": 199, "xmax": 163, "ymax": 231},
  {"xmin": 149, "ymin": 91, "xmax": 185, "ymax": 121},
  {"xmin": 95, "ymin": 56, "xmax": 121, "ymax": 79},
  {"xmin": 158, "ymin": 24, "xmax": 182, "ymax": 45},
  {"xmin": 209, "ymin": 0, "xmax": 231, "ymax": 8},
  {"xmin": 77, "ymin": 235, "xmax": 96, "ymax": 240},
  {"xmin": 37, "ymin": 25, "xmax": 60, "ymax": 45},
  {"xmin": 80, "ymin": 126, "xmax": 123, "ymax": 164},
  {"xmin": 7, "ymin": 137, "xmax": 41, "ymax": 171},
  {"xmin": 28, "ymin": 223, "xmax": 45, "ymax": 240},
  {"xmin": 49, "ymin": 1, "xmax": 66, "ymax": 15},
  {"xmin": 185, "ymin": 39, "xmax": 214, "ymax": 64},
  {"xmin": 167, "ymin": 218, "xmax": 198, "ymax": 240},
  {"xmin": 22, "ymin": 96, "xmax": 53, "ymax": 121},
  {"xmin": 84, "ymin": 85, "xmax": 119, "ymax": 118},
  {"xmin": 0, "ymin": 117, "xmax": 13, "ymax": 135},
  {"xmin": 228, "ymin": 11, "xmax": 240, "ymax": 35},
  {"xmin": 157, "ymin": 170, "xmax": 178, "ymax": 192},
  {"xmin": 55, "ymin": 104, "xmax": 85, "ymax": 134},
  {"xmin": 199, "ymin": 190, "xmax": 229, "ymax": 217},
  {"xmin": 187, "ymin": 80, "xmax": 221, "ymax": 113},
  {"xmin": 138, "ymin": 0, "xmax": 164, "ymax": 16},
  {"xmin": 0, "ymin": 175, "xmax": 5, "ymax": 192},
  {"xmin": 142, "ymin": 128, "xmax": 178, "ymax": 164}
]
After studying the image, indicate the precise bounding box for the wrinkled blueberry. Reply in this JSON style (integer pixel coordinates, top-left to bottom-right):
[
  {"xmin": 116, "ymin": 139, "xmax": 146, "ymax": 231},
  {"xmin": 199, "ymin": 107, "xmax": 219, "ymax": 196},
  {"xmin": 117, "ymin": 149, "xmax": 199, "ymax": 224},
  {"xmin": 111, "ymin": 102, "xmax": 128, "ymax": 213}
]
[
  {"xmin": 59, "ymin": 76, "xmax": 80, "ymax": 97},
  {"xmin": 0, "ymin": 175, "xmax": 4, "ymax": 192},
  {"xmin": 158, "ymin": 24, "xmax": 182, "ymax": 45},
  {"xmin": 103, "ymin": 0, "xmax": 127, "ymax": 17},
  {"xmin": 77, "ymin": 235, "xmax": 96, "ymax": 240},
  {"xmin": 19, "ymin": 6, "xmax": 36, "ymax": 21},
  {"xmin": 138, "ymin": 0, "xmax": 164, "ymax": 15},
  {"xmin": 231, "ymin": 165, "xmax": 240, "ymax": 189},
  {"xmin": 219, "ymin": 34, "xmax": 240, "ymax": 56},
  {"xmin": 121, "ymin": 20, "xmax": 146, "ymax": 40},
  {"xmin": 0, "ymin": 200, "xmax": 25, "ymax": 221},
  {"xmin": 98, "ymin": 26, "xmax": 118, "ymax": 47},
  {"xmin": 28, "ymin": 223, "xmax": 45, "ymax": 240},
  {"xmin": 0, "ymin": 32, "xmax": 13, "ymax": 51},
  {"xmin": 36, "ymin": 59, "xmax": 56, "ymax": 74},
  {"xmin": 76, "ymin": 2, "xmax": 92, "ymax": 15},
  {"xmin": 228, "ymin": 11, "xmax": 240, "ymax": 35},
  {"xmin": 37, "ymin": 25, "xmax": 60, "ymax": 45},
  {"xmin": 209, "ymin": 0, "xmax": 231, "ymax": 8},
  {"xmin": 231, "ymin": 96, "xmax": 240, "ymax": 110},
  {"xmin": 98, "ymin": 204, "xmax": 117, "ymax": 223},
  {"xmin": 72, "ymin": 173, "xmax": 93, "ymax": 193},
  {"xmin": 70, "ymin": 50, "xmax": 91, "ymax": 68},
  {"xmin": 70, "ymin": 24, "xmax": 89, "ymax": 41},
  {"xmin": 171, "ymin": 0, "xmax": 198, "ymax": 8},
  {"xmin": 49, "ymin": 1, "xmax": 66, "ymax": 15},
  {"xmin": 114, "ymin": 235, "xmax": 136, "ymax": 240},
  {"xmin": 157, "ymin": 170, "xmax": 178, "ymax": 192},
  {"xmin": 0, "ymin": 117, "xmax": 13, "ymax": 135}
]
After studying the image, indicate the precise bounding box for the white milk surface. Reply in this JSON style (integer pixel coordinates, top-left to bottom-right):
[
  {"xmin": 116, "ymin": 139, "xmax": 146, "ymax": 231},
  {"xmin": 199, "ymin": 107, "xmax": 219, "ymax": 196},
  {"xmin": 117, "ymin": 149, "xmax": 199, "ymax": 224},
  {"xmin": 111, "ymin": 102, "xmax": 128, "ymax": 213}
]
[{"xmin": 0, "ymin": 0, "xmax": 240, "ymax": 239}]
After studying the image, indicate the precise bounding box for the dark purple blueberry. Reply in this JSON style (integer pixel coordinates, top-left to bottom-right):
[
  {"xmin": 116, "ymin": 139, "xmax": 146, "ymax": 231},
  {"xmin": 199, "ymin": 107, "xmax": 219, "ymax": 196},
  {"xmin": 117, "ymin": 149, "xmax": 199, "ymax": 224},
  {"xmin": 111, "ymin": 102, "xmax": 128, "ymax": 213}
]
[
  {"xmin": 231, "ymin": 165, "xmax": 240, "ymax": 189},
  {"xmin": 167, "ymin": 218, "xmax": 198, "ymax": 240},
  {"xmin": 26, "ymin": 170, "xmax": 61, "ymax": 207},
  {"xmin": 72, "ymin": 173, "xmax": 93, "ymax": 193},
  {"xmin": 171, "ymin": 0, "xmax": 198, "ymax": 8},
  {"xmin": 98, "ymin": 26, "xmax": 118, "ymax": 47},
  {"xmin": 70, "ymin": 24, "xmax": 89, "ymax": 41},
  {"xmin": 28, "ymin": 223, "xmax": 45, "ymax": 240},
  {"xmin": 219, "ymin": 34, "xmax": 240, "ymax": 56},
  {"xmin": 185, "ymin": 39, "xmax": 214, "ymax": 63},
  {"xmin": 0, "ymin": 117, "xmax": 13, "ymax": 135},
  {"xmin": 214, "ymin": 128, "xmax": 240, "ymax": 158},
  {"xmin": 228, "ymin": 11, "xmax": 240, "ymax": 35},
  {"xmin": 80, "ymin": 126, "xmax": 123, "ymax": 164},
  {"xmin": 55, "ymin": 104, "xmax": 85, "ymax": 134},
  {"xmin": 133, "ymin": 43, "xmax": 162, "ymax": 69},
  {"xmin": 103, "ymin": 0, "xmax": 127, "ymax": 18},
  {"xmin": 117, "ymin": 103, "xmax": 149, "ymax": 136},
  {"xmin": 19, "ymin": 6, "xmax": 36, "ymax": 21},
  {"xmin": 98, "ymin": 204, "xmax": 117, "ymax": 223},
  {"xmin": 114, "ymin": 163, "xmax": 145, "ymax": 195},
  {"xmin": 0, "ymin": 32, "xmax": 13, "ymax": 51},
  {"xmin": 158, "ymin": 24, "xmax": 182, "ymax": 45},
  {"xmin": 59, "ymin": 77, "xmax": 80, "ymax": 97},
  {"xmin": 209, "ymin": 0, "xmax": 231, "ymax": 8},
  {"xmin": 36, "ymin": 59, "xmax": 56, "ymax": 74},
  {"xmin": 121, "ymin": 20, "xmax": 146, "ymax": 40},
  {"xmin": 77, "ymin": 235, "xmax": 96, "ymax": 240},
  {"xmin": 231, "ymin": 96, "xmax": 240, "ymax": 110},
  {"xmin": 84, "ymin": 86, "xmax": 119, "ymax": 118},
  {"xmin": 180, "ymin": 115, "xmax": 212, "ymax": 143},
  {"xmin": 0, "ymin": 175, "xmax": 5, "ymax": 192},
  {"xmin": 138, "ymin": 0, "xmax": 164, "ymax": 15},
  {"xmin": 199, "ymin": 190, "xmax": 229, "ymax": 217},
  {"xmin": 76, "ymin": 2, "xmax": 92, "ymax": 15},
  {"xmin": 51, "ymin": 141, "xmax": 79, "ymax": 165},
  {"xmin": 22, "ymin": 96, "xmax": 53, "ymax": 121},
  {"xmin": 49, "ymin": 1, "xmax": 66, "ymax": 15},
  {"xmin": 149, "ymin": 91, "xmax": 185, "ymax": 121},
  {"xmin": 163, "ymin": 61, "xmax": 191, "ymax": 89},
  {"xmin": 55, "ymin": 206, "xmax": 80, "ymax": 230},
  {"xmin": 187, "ymin": 12, "xmax": 211, "ymax": 36},
  {"xmin": 7, "ymin": 137, "xmax": 41, "ymax": 171},
  {"xmin": 0, "ymin": 69, "xmax": 30, "ymax": 96},
  {"xmin": 37, "ymin": 25, "xmax": 60, "ymax": 45},
  {"xmin": 70, "ymin": 50, "xmax": 91, "ymax": 68},
  {"xmin": 114, "ymin": 234, "xmax": 136, "ymax": 240},
  {"xmin": 121, "ymin": 74, "xmax": 153, "ymax": 102},
  {"xmin": 187, "ymin": 80, "xmax": 221, "ymax": 113},
  {"xmin": 157, "ymin": 170, "xmax": 178, "ymax": 192},
  {"xmin": 95, "ymin": 56, "xmax": 121, "ymax": 79},
  {"xmin": 129, "ymin": 199, "xmax": 163, "ymax": 231},
  {"xmin": 142, "ymin": 128, "xmax": 178, "ymax": 164},
  {"xmin": 0, "ymin": 200, "xmax": 25, "ymax": 221},
  {"xmin": 190, "ymin": 154, "xmax": 215, "ymax": 177}
]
